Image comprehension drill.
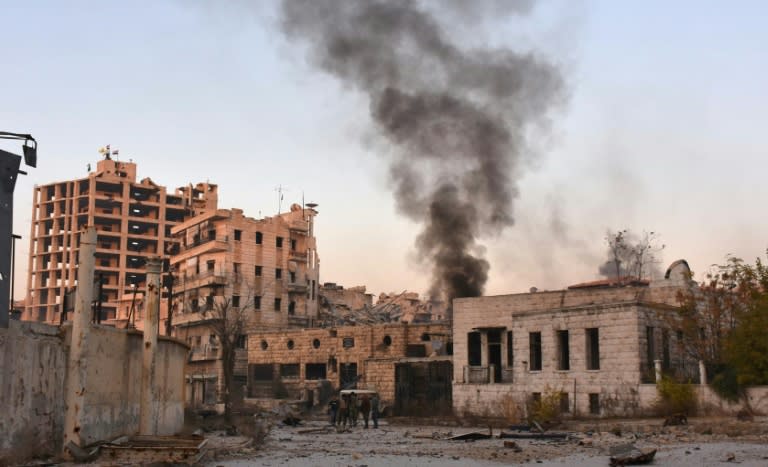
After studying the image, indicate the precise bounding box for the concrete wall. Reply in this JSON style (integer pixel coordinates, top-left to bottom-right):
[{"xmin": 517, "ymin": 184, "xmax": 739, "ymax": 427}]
[
  {"xmin": 0, "ymin": 321, "xmax": 187, "ymax": 463},
  {"xmin": 0, "ymin": 321, "xmax": 67, "ymax": 462},
  {"xmin": 76, "ymin": 326, "xmax": 187, "ymax": 445},
  {"xmin": 637, "ymin": 384, "xmax": 768, "ymax": 415}
]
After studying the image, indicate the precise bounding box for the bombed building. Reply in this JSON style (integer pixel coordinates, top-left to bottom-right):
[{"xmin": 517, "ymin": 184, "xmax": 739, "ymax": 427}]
[
  {"xmin": 23, "ymin": 153, "xmax": 217, "ymax": 325},
  {"xmin": 452, "ymin": 260, "xmax": 702, "ymax": 418},
  {"xmin": 247, "ymin": 322, "xmax": 453, "ymax": 415}
]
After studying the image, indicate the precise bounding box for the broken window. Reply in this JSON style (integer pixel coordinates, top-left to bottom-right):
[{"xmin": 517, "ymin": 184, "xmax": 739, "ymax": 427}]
[
  {"xmin": 255, "ymin": 265, "xmax": 262, "ymax": 276},
  {"xmin": 205, "ymin": 295, "xmax": 214, "ymax": 310},
  {"xmin": 589, "ymin": 393, "xmax": 600, "ymax": 414},
  {"xmin": 506, "ymin": 331, "xmax": 514, "ymax": 369},
  {"xmin": 233, "ymin": 262, "xmax": 241, "ymax": 275},
  {"xmin": 646, "ymin": 327, "xmax": 655, "ymax": 369},
  {"xmin": 232, "ymin": 295, "xmax": 240, "ymax": 308},
  {"xmin": 529, "ymin": 332, "xmax": 542, "ymax": 371},
  {"xmin": 207, "ymin": 259, "xmax": 215, "ymax": 271},
  {"xmin": 234, "ymin": 229, "xmax": 242, "ymax": 241},
  {"xmin": 279, "ymin": 364, "xmax": 299, "ymax": 379},
  {"xmin": 255, "ymin": 231, "xmax": 263, "ymax": 244},
  {"xmin": 254, "ymin": 295, "xmax": 261, "ymax": 310},
  {"xmin": 343, "ymin": 337, "xmax": 355, "ymax": 348},
  {"xmin": 406, "ymin": 344, "xmax": 427, "ymax": 357},
  {"xmin": 305, "ymin": 363, "xmax": 327, "ymax": 380},
  {"xmin": 250, "ymin": 364, "xmax": 273, "ymax": 381},
  {"xmin": 274, "ymin": 298, "xmax": 281, "ymax": 311},
  {"xmin": 290, "ymin": 238, "xmax": 297, "ymax": 250},
  {"xmin": 275, "ymin": 268, "xmax": 282, "ymax": 280},
  {"xmin": 236, "ymin": 335, "xmax": 247, "ymax": 349},
  {"xmin": 586, "ymin": 328, "xmax": 600, "ymax": 370},
  {"xmin": 276, "ymin": 236, "xmax": 283, "ymax": 248},
  {"xmin": 288, "ymin": 301, "xmax": 296, "ymax": 315},
  {"xmin": 467, "ymin": 331, "xmax": 481, "ymax": 366},
  {"xmin": 557, "ymin": 330, "xmax": 570, "ymax": 371},
  {"xmin": 289, "ymin": 271, "xmax": 296, "ymax": 283}
]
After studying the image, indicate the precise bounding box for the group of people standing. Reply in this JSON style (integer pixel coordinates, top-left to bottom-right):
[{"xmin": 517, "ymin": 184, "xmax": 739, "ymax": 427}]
[{"xmin": 328, "ymin": 391, "xmax": 379, "ymax": 429}]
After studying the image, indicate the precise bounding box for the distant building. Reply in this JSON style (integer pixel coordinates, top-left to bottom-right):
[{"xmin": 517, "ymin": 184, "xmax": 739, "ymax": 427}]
[
  {"xmin": 376, "ymin": 291, "xmax": 447, "ymax": 323},
  {"xmin": 23, "ymin": 155, "xmax": 216, "ymax": 324},
  {"xmin": 169, "ymin": 203, "xmax": 320, "ymax": 406},
  {"xmin": 452, "ymin": 260, "xmax": 699, "ymax": 418}
]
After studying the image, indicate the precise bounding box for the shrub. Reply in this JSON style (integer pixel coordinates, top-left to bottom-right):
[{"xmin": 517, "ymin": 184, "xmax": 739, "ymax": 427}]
[
  {"xmin": 527, "ymin": 387, "xmax": 562, "ymax": 424},
  {"xmin": 656, "ymin": 375, "xmax": 697, "ymax": 415}
]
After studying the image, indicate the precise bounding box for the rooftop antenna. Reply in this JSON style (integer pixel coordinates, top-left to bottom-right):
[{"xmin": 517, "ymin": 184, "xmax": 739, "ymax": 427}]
[
  {"xmin": 274, "ymin": 184, "xmax": 289, "ymax": 214},
  {"xmin": 98, "ymin": 145, "xmax": 119, "ymax": 160}
]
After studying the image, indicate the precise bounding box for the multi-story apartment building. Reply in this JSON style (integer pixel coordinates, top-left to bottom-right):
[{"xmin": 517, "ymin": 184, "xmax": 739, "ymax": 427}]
[
  {"xmin": 169, "ymin": 203, "xmax": 320, "ymax": 406},
  {"xmin": 23, "ymin": 154, "xmax": 217, "ymax": 324}
]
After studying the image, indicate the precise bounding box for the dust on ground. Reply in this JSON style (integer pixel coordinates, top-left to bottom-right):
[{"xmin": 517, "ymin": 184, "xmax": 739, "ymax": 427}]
[{"xmin": 205, "ymin": 414, "xmax": 768, "ymax": 467}]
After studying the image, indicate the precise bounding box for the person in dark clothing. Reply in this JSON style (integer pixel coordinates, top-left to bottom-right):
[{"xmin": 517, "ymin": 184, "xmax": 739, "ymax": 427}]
[
  {"xmin": 349, "ymin": 392, "xmax": 358, "ymax": 427},
  {"xmin": 370, "ymin": 393, "xmax": 380, "ymax": 429},
  {"xmin": 337, "ymin": 394, "xmax": 349, "ymax": 430},
  {"xmin": 328, "ymin": 396, "xmax": 339, "ymax": 426},
  {"xmin": 360, "ymin": 394, "xmax": 372, "ymax": 428}
]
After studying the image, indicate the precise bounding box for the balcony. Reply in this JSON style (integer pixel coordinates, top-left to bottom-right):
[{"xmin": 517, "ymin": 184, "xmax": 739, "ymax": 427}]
[
  {"xmin": 463, "ymin": 365, "xmax": 512, "ymax": 384},
  {"xmin": 288, "ymin": 221, "xmax": 309, "ymax": 233},
  {"xmin": 287, "ymin": 282, "xmax": 308, "ymax": 294},
  {"xmin": 465, "ymin": 366, "xmax": 490, "ymax": 384},
  {"xmin": 289, "ymin": 250, "xmax": 307, "ymax": 262},
  {"xmin": 175, "ymin": 269, "xmax": 227, "ymax": 289},
  {"xmin": 189, "ymin": 344, "xmax": 219, "ymax": 362}
]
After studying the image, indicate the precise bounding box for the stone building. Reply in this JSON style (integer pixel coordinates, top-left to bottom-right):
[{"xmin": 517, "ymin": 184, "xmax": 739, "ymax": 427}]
[
  {"xmin": 452, "ymin": 260, "xmax": 698, "ymax": 418},
  {"xmin": 23, "ymin": 153, "xmax": 216, "ymax": 323},
  {"xmin": 169, "ymin": 203, "xmax": 320, "ymax": 406},
  {"xmin": 247, "ymin": 322, "xmax": 453, "ymax": 415}
]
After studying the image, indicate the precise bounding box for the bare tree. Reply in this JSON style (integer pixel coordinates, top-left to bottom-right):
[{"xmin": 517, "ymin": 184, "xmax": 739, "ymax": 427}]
[
  {"xmin": 599, "ymin": 229, "xmax": 665, "ymax": 282},
  {"xmin": 201, "ymin": 286, "xmax": 254, "ymax": 423}
]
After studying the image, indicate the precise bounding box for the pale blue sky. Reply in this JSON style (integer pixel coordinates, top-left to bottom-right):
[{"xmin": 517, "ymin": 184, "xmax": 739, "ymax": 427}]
[{"xmin": 2, "ymin": 1, "xmax": 767, "ymax": 299}]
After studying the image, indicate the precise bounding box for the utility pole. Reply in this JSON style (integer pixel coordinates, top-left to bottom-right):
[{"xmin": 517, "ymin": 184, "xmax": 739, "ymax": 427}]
[{"xmin": 0, "ymin": 131, "xmax": 36, "ymax": 328}]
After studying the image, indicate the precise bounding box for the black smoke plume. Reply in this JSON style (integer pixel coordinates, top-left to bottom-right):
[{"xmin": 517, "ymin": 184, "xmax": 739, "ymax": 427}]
[{"xmin": 281, "ymin": 0, "xmax": 564, "ymax": 305}]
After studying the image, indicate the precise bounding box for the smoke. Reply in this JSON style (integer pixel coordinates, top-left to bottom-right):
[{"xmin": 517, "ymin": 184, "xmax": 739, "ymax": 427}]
[{"xmin": 281, "ymin": 0, "xmax": 564, "ymax": 303}]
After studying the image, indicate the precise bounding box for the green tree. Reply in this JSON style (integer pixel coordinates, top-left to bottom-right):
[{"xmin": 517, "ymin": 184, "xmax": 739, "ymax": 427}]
[{"xmin": 675, "ymin": 254, "xmax": 768, "ymax": 401}]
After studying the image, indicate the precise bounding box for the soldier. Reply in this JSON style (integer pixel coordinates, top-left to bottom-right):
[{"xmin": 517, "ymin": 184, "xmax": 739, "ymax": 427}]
[
  {"xmin": 371, "ymin": 393, "xmax": 380, "ymax": 429},
  {"xmin": 360, "ymin": 394, "xmax": 372, "ymax": 428},
  {"xmin": 349, "ymin": 391, "xmax": 359, "ymax": 427},
  {"xmin": 328, "ymin": 395, "xmax": 339, "ymax": 426},
  {"xmin": 337, "ymin": 394, "xmax": 349, "ymax": 430}
]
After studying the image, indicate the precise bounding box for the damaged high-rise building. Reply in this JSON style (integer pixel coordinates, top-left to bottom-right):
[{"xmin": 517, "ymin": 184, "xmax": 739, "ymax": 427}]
[{"xmin": 23, "ymin": 154, "xmax": 217, "ymax": 324}]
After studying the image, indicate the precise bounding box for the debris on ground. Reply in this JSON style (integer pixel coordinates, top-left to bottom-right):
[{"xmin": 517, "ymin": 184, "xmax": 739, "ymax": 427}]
[
  {"xmin": 663, "ymin": 413, "xmax": 688, "ymax": 426},
  {"xmin": 608, "ymin": 443, "xmax": 657, "ymax": 466}
]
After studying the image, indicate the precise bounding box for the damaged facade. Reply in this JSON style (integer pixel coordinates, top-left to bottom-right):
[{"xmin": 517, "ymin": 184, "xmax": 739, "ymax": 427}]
[
  {"xmin": 169, "ymin": 203, "xmax": 320, "ymax": 406},
  {"xmin": 23, "ymin": 156, "xmax": 216, "ymax": 324},
  {"xmin": 247, "ymin": 323, "xmax": 453, "ymax": 415},
  {"xmin": 452, "ymin": 260, "xmax": 699, "ymax": 418}
]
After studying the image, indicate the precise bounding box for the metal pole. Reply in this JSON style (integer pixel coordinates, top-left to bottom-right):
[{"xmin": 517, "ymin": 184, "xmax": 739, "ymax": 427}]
[
  {"xmin": 11, "ymin": 234, "xmax": 20, "ymax": 316},
  {"xmin": 165, "ymin": 268, "xmax": 174, "ymax": 336},
  {"xmin": 63, "ymin": 226, "xmax": 96, "ymax": 453},
  {"xmin": 140, "ymin": 256, "xmax": 162, "ymax": 435}
]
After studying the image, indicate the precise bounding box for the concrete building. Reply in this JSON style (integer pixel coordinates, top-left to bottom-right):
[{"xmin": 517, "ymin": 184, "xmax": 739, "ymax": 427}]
[
  {"xmin": 452, "ymin": 260, "xmax": 700, "ymax": 418},
  {"xmin": 169, "ymin": 203, "xmax": 320, "ymax": 406},
  {"xmin": 246, "ymin": 322, "xmax": 453, "ymax": 415},
  {"xmin": 23, "ymin": 154, "xmax": 216, "ymax": 323}
]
